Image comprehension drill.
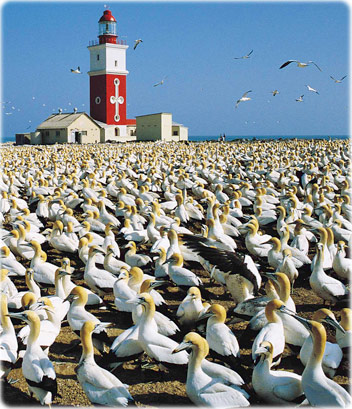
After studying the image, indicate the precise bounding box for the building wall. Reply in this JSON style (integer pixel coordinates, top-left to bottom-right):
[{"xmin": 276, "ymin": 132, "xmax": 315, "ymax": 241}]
[
  {"xmin": 136, "ymin": 113, "xmax": 173, "ymax": 141},
  {"xmin": 102, "ymin": 125, "xmax": 134, "ymax": 142},
  {"xmin": 68, "ymin": 116, "xmax": 100, "ymax": 143},
  {"xmin": 179, "ymin": 126, "xmax": 188, "ymax": 141},
  {"xmin": 88, "ymin": 44, "xmax": 128, "ymax": 74},
  {"xmin": 38, "ymin": 115, "xmax": 100, "ymax": 144},
  {"xmin": 30, "ymin": 131, "xmax": 42, "ymax": 145},
  {"xmin": 89, "ymin": 74, "xmax": 127, "ymax": 125},
  {"xmin": 170, "ymin": 125, "xmax": 189, "ymax": 142},
  {"xmin": 161, "ymin": 114, "xmax": 172, "ymax": 141},
  {"xmin": 41, "ymin": 129, "xmax": 67, "ymax": 144}
]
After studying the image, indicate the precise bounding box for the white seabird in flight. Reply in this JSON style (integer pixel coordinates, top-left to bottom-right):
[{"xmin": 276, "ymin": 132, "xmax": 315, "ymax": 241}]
[
  {"xmin": 295, "ymin": 95, "xmax": 304, "ymax": 102},
  {"xmin": 306, "ymin": 85, "xmax": 319, "ymax": 95},
  {"xmin": 330, "ymin": 75, "xmax": 347, "ymax": 83},
  {"xmin": 235, "ymin": 90, "xmax": 252, "ymax": 109},
  {"xmin": 71, "ymin": 66, "xmax": 82, "ymax": 74},
  {"xmin": 234, "ymin": 50, "xmax": 253, "ymax": 59},
  {"xmin": 134, "ymin": 39, "xmax": 143, "ymax": 50},
  {"xmin": 280, "ymin": 60, "xmax": 322, "ymax": 71}
]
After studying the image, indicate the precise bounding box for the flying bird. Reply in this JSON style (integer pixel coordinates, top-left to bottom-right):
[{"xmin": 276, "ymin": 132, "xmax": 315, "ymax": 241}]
[
  {"xmin": 279, "ymin": 60, "xmax": 322, "ymax": 71},
  {"xmin": 134, "ymin": 39, "xmax": 143, "ymax": 50},
  {"xmin": 153, "ymin": 77, "xmax": 167, "ymax": 87},
  {"xmin": 330, "ymin": 75, "xmax": 347, "ymax": 83},
  {"xmin": 235, "ymin": 90, "xmax": 252, "ymax": 109},
  {"xmin": 270, "ymin": 90, "xmax": 279, "ymax": 96},
  {"xmin": 305, "ymin": 85, "xmax": 319, "ymax": 94},
  {"xmin": 295, "ymin": 95, "xmax": 304, "ymax": 102},
  {"xmin": 71, "ymin": 66, "xmax": 82, "ymax": 74},
  {"xmin": 234, "ymin": 50, "xmax": 253, "ymax": 59}
]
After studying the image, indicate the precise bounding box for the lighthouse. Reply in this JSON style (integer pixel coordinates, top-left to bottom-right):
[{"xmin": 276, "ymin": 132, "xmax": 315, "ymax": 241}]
[{"xmin": 88, "ymin": 10, "xmax": 135, "ymax": 137}]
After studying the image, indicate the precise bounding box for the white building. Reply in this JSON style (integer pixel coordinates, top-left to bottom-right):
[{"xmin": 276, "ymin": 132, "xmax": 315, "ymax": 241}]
[{"xmin": 136, "ymin": 113, "xmax": 188, "ymax": 141}]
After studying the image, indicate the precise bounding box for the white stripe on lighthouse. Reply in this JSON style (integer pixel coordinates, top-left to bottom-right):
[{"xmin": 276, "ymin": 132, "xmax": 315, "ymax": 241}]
[{"xmin": 110, "ymin": 78, "xmax": 124, "ymax": 122}]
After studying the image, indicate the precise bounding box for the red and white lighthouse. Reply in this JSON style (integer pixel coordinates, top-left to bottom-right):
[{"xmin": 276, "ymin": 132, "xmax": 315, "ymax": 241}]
[{"xmin": 88, "ymin": 10, "xmax": 135, "ymax": 136}]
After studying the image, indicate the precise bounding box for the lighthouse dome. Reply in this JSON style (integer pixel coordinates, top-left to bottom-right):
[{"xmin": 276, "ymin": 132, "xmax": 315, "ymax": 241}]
[{"xmin": 99, "ymin": 10, "xmax": 116, "ymax": 22}]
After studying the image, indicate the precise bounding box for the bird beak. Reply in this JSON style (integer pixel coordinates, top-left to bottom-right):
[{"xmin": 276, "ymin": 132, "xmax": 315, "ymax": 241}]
[
  {"xmin": 150, "ymin": 280, "xmax": 168, "ymax": 289},
  {"xmin": 58, "ymin": 269, "xmax": 70, "ymax": 277},
  {"xmin": 324, "ymin": 316, "xmax": 346, "ymax": 334},
  {"xmin": 172, "ymin": 341, "xmax": 191, "ymax": 354},
  {"xmin": 162, "ymin": 257, "xmax": 173, "ymax": 265},
  {"xmin": 278, "ymin": 305, "xmax": 296, "ymax": 315},
  {"xmin": 6, "ymin": 312, "xmax": 26, "ymax": 321},
  {"xmin": 197, "ymin": 311, "xmax": 213, "ymax": 322},
  {"xmin": 64, "ymin": 294, "xmax": 75, "ymax": 303}
]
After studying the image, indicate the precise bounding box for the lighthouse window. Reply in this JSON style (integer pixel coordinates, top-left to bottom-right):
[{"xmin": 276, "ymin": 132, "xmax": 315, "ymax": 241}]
[
  {"xmin": 115, "ymin": 60, "xmax": 118, "ymax": 67},
  {"xmin": 97, "ymin": 54, "xmax": 100, "ymax": 61}
]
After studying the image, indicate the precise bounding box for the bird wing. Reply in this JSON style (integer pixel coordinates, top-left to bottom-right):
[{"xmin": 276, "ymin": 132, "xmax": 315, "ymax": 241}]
[
  {"xmin": 242, "ymin": 90, "xmax": 252, "ymax": 98},
  {"xmin": 279, "ymin": 60, "xmax": 296, "ymax": 69},
  {"xmin": 23, "ymin": 351, "xmax": 56, "ymax": 385},
  {"xmin": 180, "ymin": 236, "xmax": 259, "ymax": 292},
  {"xmin": 247, "ymin": 49, "xmax": 253, "ymax": 57},
  {"xmin": 340, "ymin": 75, "xmax": 347, "ymax": 81},
  {"xmin": 308, "ymin": 61, "xmax": 322, "ymax": 71},
  {"xmin": 272, "ymin": 375, "xmax": 303, "ymax": 401},
  {"xmin": 145, "ymin": 343, "xmax": 189, "ymax": 364},
  {"xmin": 198, "ymin": 382, "xmax": 249, "ymax": 407}
]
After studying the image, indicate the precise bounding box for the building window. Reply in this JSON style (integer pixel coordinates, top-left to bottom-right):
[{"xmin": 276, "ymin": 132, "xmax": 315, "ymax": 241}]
[
  {"xmin": 81, "ymin": 131, "xmax": 87, "ymax": 136},
  {"xmin": 45, "ymin": 131, "xmax": 49, "ymax": 136},
  {"xmin": 56, "ymin": 130, "xmax": 60, "ymax": 137},
  {"xmin": 115, "ymin": 60, "xmax": 118, "ymax": 67},
  {"xmin": 97, "ymin": 54, "xmax": 100, "ymax": 61},
  {"xmin": 173, "ymin": 131, "xmax": 179, "ymax": 136}
]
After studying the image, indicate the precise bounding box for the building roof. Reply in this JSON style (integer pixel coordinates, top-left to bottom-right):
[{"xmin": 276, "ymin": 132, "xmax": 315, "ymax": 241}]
[
  {"xmin": 136, "ymin": 112, "xmax": 172, "ymax": 118},
  {"xmin": 37, "ymin": 112, "xmax": 100, "ymax": 130}
]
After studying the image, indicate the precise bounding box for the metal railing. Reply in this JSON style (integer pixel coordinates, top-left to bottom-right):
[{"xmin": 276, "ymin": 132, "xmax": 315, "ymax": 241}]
[{"xmin": 88, "ymin": 39, "xmax": 127, "ymax": 46}]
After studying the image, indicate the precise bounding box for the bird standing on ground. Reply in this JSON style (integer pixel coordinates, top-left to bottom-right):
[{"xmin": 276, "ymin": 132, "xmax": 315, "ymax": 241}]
[
  {"xmin": 77, "ymin": 321, "xmax": 133, "ymax": 406},
  {"xmin": 173, "ymin": 332, "xmax": 250, "ymax": 407},
  {"xmin": 7, "ymin": 310, "xmax": 58, "ymax": 405}
]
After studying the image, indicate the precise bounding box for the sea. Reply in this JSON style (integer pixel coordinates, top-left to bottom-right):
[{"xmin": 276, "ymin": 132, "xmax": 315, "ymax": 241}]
[{"xmin": 0, "ymin": 134, "xmax": 349, "ymax": 144}]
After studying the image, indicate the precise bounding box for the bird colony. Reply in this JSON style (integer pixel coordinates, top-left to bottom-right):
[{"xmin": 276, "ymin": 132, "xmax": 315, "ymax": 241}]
[{"xmin": 0, "ymin": 138, "xmax": 351, "ymax": 407}]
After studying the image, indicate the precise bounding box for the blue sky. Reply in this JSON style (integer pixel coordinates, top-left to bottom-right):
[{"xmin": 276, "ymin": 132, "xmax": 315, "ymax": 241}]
[{"xmin": 1, "ymin": 1, "xmax": 350, "ymax": 139}]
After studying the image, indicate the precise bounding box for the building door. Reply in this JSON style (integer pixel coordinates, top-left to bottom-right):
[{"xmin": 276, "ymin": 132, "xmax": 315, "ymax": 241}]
[
  {"xmin": 75, "ymin": 132, "xmax": 81, "ymax": 143},
  {"xmin": 68, "ymin": 130, "xmax": 75, "ymax": 143}
]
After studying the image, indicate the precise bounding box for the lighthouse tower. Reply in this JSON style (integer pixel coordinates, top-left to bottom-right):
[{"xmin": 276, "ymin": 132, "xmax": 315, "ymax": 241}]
[{"xmin": 88, "ymin": 10, "xmax": 135, "ymax": 137}]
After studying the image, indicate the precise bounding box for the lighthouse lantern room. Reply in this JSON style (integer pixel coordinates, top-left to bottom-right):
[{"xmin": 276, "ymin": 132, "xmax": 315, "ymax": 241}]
[{"xmin": 88, "ymin": 10, "xmax": 135, "ymax": 137}]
